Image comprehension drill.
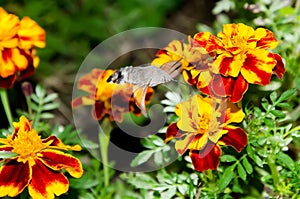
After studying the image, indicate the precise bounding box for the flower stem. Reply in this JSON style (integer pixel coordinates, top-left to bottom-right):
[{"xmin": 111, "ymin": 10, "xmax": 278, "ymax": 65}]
[
  {"xmin": 267, "ymin": 155, "xmax": 279, "ymax": 189},
  {"xmin": 98, "ymin": 117, "xmax": 113, "ymax": 187},
  {"xmin": 0, "ymin": 89, "xmax": 13, "ymax": 128}
]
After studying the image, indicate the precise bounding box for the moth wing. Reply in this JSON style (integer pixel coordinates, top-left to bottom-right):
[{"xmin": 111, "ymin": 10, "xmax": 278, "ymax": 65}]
[
  {"xmin": 133, "ymin": 85, "xmax": 148, "ymax": 116},
  {"xmin": 160, "ymin": 61, "xmax": 182, "ymax": 79}
]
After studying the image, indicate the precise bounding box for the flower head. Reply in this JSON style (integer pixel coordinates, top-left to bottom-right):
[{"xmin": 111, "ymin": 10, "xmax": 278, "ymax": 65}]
[
  {"xmin": 0, "ymin": 116, "xmax": 83, "ymax": 199},
  {"xmin": 72, "ymin": 68, "xmax": 153, "ymax": 122},
  {"xmin": 165, "ymin": 95, "xmax": 247, "ymax": 171},
  {"xmin": 0, "ymin": 7, "xmax": 46, "ymax": 88},
  {"xmin": 193, "ymin": 23, "xmax": 285, "ymax": 102}
]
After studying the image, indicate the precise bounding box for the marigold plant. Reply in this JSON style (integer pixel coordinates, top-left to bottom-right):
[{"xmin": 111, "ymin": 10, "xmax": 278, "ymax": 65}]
[
  {"xmin": 165, "ymin": 95, "xmax": 247, "ymax": 171},
  {"xmin": 0, "ymin": 116, "xmax": 83, "ymax": 199}
]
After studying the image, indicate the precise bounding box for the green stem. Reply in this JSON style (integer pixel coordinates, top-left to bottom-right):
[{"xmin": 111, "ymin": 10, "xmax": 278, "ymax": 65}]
[
  {"xmin": 98, "ymin": 118, "xmax": 113, "ymax": 187},
  {"xmin": 267, "ymin": 155, "xmax": 279, "ymax": 189},
  {"xmin": 25, "ymin": 96, "xmax": 32, "ymax": 118},
  {"xmin": 0, "ymin": 89, "xmax": 13, "ymax": 128}
]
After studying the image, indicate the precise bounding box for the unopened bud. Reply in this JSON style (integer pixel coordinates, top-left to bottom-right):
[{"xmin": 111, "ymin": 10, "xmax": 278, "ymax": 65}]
[{"xmin": 21, "ymin": 81, "xmax": 33, "ymax": 97}]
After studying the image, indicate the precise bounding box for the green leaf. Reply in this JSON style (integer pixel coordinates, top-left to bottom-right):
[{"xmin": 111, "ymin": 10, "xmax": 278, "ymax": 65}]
[
  {"xmin": 276, "ymin": 102, "xmax": 291, "ymax": 109},
  {"xmin": 277, "ymin": 152, "xmax": 295, "ymax": 170},
  {"xmin": 270, "ymin": 110, "xmax": 285, "ymax": 118},
  {"xmin": 220, "ymin": 155, "xmax": 237, "ymax": 162},
  {"xmin": 154, "ymin": 151, "xmax": 163, "ymax": 166},
  {"xmin": 42, "ymin": 103, "xmax": 60, "ymax": 111},
  {"xmin": 237, "ymin": 163, "xmax": 247, "ymax": 181},
  {"xmin": 178, "ymin": 184, "xmax": 189, "ymax": 195},
  {"xmin": 141, "ymin": 138, "xmax": 156, "ymax": 149},
  {"xmin": 40, "ymin": 113, "xmax": 55, "ymax": 119},
  {"xmin": 130, "ymin": 150, "xmax": 154, "ymax": 167},
  {"xmin": 270, "ymin": 91, "xmax": 278, "ymax": 104},
  {"xmin": 160, "ymin": 186, "xmax": 176, "ymax": 199},
  {"xmin": 261, "ymin": 100, "xmax": 269, "ymax": 111},
  {"xmin": 218, "ymin": 164, "xmax": 235, "ymax": 191},
  {"xmin": 35, "ymin": 84, "xmax": 46, "ymax": 98},
  {"xmin": 43, "ymin": 93, "xmax": 58, "ymax": 103},
  {"xmin": 277, "ymin": 89, "xmax": 296, "ymax": 103},
  {"xmin": 242, "ymin": 158, "xmax": 253, "ymax": 174},
  {"xmin": 264, "ymin": 118, "xmax": 275, "ymax": 128},
  {"xmin": 0, "ymin": 151, "xmax": 18, "ymax": 159}
]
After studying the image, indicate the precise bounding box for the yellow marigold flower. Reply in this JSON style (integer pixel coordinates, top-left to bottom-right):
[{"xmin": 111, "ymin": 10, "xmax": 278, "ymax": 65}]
[
  {"xmin": 193, "ymin": 23, "xmax": 285, "ymax": 102},
  {"xmin": 0, "ymin": 116, "xmax": 83, "ymax": 199},
  {"xmin": 0, "ymin": 7, "xmax": 46, "ymax": 88},
  {"xmin": 165, "ymin": 95, "xmax": 247, "ymax": 171},
  {"xmin": 72, "ymin": 69, "xmax": 154, "ymax": 122}
]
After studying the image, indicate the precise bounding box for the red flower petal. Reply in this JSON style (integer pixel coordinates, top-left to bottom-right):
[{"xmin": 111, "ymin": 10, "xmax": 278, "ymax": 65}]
[
  {"xmin": 38, "ymin": 149, "xmax": 83, "ymax": 178},
  {"xmin": 194, "ymin": 32, "xmax": 224, "ymax": 53},
  {"xmin": 0, "ymin": 160, "xmax": 31, "ymax": 197},
  {"xmin": 92, "ymin": 101, "xmax": 107, "ymax": 120},
  {"xmin": 0, "ymin": 75, "xmax": 16, "ymax": 88},
  {"xmin": 165, "ymin": 122, "xmax": 184, "ymax": 143},
  {"xmin": 28, "ymin": 159, "xmax": 69, "ymax": 199},
  {"xmin": 219, "ymin": 126, "xmax": 247, "ymax": 152},
  {"xmin": 231, "ymin": 75, "xmax": 248, "ymax": 103},
  {"xmin": 272, "ymin": 53, "xmax": 285, "ymax": 79},
  {"xmin": 190, "ymin": 141, "xmax": 221, "ymax": 171},
  {"xmin": 211, "ymin": 75, "xmax": 234, "ymax": 97}
]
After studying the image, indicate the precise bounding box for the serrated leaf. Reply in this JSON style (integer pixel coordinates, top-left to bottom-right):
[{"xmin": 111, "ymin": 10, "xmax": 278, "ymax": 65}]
[
  {"xmin": 277, "ymin": 152, "xmax": 295, "ymax": 170},
  {"xmin": 31, "ymin": 94, "xmax": 40, "ymax": 103},
  {"xmin": 277, "ymin": 89, "xmax": 296, "ymax": 103},
  {"xmin": 141, "ymin": 138, "xmax": 156, "ymax": 149},
  {"xmin": 42, "ymin": 103, "xmax": 60, "ymax": 111},
  {"xmin": 253, "ymin": 155, "xmax": 264, "ymax": 167},
  {"xmin": 237, "ymin": 163, "xmax": 247, "ymax": 181},
  {"xmin": 160, "ymin": 186, "xmax": 176, "ymax": 199},
  {"xmin": 43, "ymin": 93, "xmax": 58, "ymax": 103},
  {"xmin": 154, "ymin": 151, "xmax": 163, "ymax": 166},
  {"xmin": 130, "ymin": 150, "xmax": 154, "ymax": 167},
  {"xmin": 270, "ymin": 110, "xmax": 285, "ymax": 118},
  {"xmin": 40, "ymin": 113, "xmax": 54, "ymax": 119},
  {"xmin": 242, "ymin": 158, "xmax": 253, "ymax": 174},
  {"xmin": 264, "ymin": 118, "xmax": 274, "ymax": 128},
  {"xmin": 270, "ymin": 91, "xmax": 277, "ymax": 104},
  {"xmin": 276, "ymin": 102, "xmax": 291, "ymax": 109},
  {"xmin": 35, "ymin": 84, "xmax": 46, "ymax": 98},
  {"xmin": 261, "ymin": 99, "xmax": 269, "ymax": 111},
  {"xmin": 220, "ymin": 155, "xmax": 237, "ymax": 162},
  {"xmin": 218, "ymin": 164, "xmax": 235, "ymax": 191},
  {"xmin": 178, "ymin": 184, "xmax": 188, "ymax": 195}
]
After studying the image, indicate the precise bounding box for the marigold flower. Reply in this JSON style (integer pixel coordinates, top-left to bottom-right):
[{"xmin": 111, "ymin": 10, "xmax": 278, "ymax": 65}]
[
  {"xmin": 193, "ymin": 23, "xmax": 285, "ymax": 102},
  {"xmin": 165, "ymin": 95, "xmax": 247, "ymax": 171},
  {"xmin": 72, "ymin": 69, "xmax": 154, "ymax": 122},
  {"xmin": 0, "ymin": 7, "xmax": 46, "ymax": 88},
  {"xmin": 0, "ymin": 116, "xmax": 83, "ymax": 199}
]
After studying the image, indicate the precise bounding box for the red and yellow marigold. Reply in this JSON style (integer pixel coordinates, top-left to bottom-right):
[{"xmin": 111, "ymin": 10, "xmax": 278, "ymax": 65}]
[
  {"xmin": 193, "ymin": 23, "xmax": 285, "ymax": 102},
  {"xmin": 165, "ymin": 95, "xmax": 247, "ymax": 171},
  {"xmin": 0, "ymin": 116, "xmax": 83, "ymax": 199},
  {"xmin": 0, "ymin": 7, "xmax": 45, "ymax": 88},
  {"xmin": 72, "ymin": 69, "xmax": 153, "ymax": 122}
]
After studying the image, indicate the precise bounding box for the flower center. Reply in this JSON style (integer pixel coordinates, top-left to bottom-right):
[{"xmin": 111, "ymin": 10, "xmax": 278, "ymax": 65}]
[{"xmin": 10, "ymin": 129, "xmax": 45, "ymax": 162}]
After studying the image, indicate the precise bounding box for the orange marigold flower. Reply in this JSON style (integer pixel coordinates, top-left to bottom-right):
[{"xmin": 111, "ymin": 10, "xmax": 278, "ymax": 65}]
[
  {"xmin": 193, "ymin": 23, "xmax": 285, "ymax": 102},
  {"xmin": 72, "ymin": 69, "xmax": 154, "ymax": 122},
  {"xmin": 165, "ymin": 95, "xmax": 247, "ymax": 171},
  {"xmin": 151, "ymin": 36, "xmax": 212, "ymax": 88},
  {"xmin": 0, "ymin": 116, "xmax": 83, "ymax": 199},
  {"xmin": 0, "ymin": 7, "xmax": 46, "ymax": 88}
]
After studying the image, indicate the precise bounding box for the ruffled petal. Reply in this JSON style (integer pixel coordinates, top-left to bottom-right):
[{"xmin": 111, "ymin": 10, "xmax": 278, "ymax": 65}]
[
  {"xmin": 272, "ymin": 53, "xmax": 285, "ymax": 79},
  {"xmin": 231, "ymin": 75, "xmax": 248, "ymax": 103},
  {"xmin": 165, "ymin": 122, "xmax": 184, "ymax": 143},
  {"xmin": 190, "ymin": 141, "xmax": 221, "ymax": 171},
  {"xmin": 38, "ymin": 149, "xmax": 83, "ymax": 178},
  {"xmin": 42, "ymin": 136, "xmax": 82, "ymax": 151},
  {"xmin": 194, "ymin": 32, "xmax": 224, "ymax": 53},
  {"xmin": 28, "ymin": 159, "xmax": 69, "ymax": 199},
  {"xmin": 241, "ymin": 49, "xmax": 276, "ymax": 85},
  {"xmin": 220, "ymin": 100, "xmax": 245, "ymax": 125},
  {"xmin": 0, "ymin": 160, "xmax": 31, "ymax": 197},
  {"xmin": 213, "ymin": 52, "xmax": 244, "ymax": 77},
  {"xmin": 255, "ymin": 28, "xmax": 278, "ymax": 49},
  {"xmin": 71, "ymin": 96, "xmax": 95, "ymax": 108},
  {"xmin": 18, "ymin": 16, "xmax": 46, "ymax": 49},
  {"xmin": 175, "ymin": 133, "xmax": 195, "ymax": 155},
  {"xmin": 219, "ymin": 126, "xmax": 247, "ymax": 152},
  {"xmin": 189, "ymin": 134, "xmax": 208, "ymax": 151}
]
